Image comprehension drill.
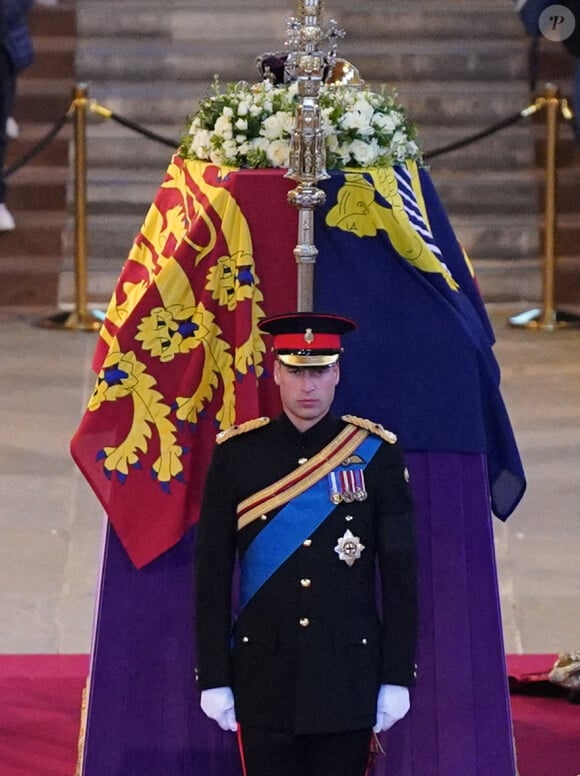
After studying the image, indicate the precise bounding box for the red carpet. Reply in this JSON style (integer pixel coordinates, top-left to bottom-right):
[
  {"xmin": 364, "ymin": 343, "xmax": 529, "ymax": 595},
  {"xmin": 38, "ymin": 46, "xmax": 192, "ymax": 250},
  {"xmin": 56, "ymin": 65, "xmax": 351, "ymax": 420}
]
[
  {"xmin": 0, "ymin": 655, "xmax": 88, "ymax": 776},
  {"xmin": 507, "ymin": 654, "xmax": 580, "ymax": 776},
  {"xmin": 0, "ymin": 654, "xmax": 578, "ymax": 776}
]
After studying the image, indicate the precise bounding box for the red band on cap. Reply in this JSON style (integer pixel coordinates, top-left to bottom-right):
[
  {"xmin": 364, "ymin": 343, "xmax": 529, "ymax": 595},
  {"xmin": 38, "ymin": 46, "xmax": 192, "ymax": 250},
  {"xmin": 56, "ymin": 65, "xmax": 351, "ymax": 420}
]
[{"xmin": 273, "ymin": 333, "xmax": 341, "ymax": 350}]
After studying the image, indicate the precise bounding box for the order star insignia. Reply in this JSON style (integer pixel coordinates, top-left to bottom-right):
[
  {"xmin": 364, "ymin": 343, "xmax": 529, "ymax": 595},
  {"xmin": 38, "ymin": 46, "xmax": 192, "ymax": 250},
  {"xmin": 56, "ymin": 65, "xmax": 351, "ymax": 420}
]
[{"xmin": 334, "ymin": 529, "xmax": 365, "ymax": 567}]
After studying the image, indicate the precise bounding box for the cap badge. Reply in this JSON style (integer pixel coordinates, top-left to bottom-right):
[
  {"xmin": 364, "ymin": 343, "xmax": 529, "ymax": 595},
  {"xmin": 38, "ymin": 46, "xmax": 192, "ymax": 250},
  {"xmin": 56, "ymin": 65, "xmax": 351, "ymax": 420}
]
[
  {"xmin": 334, "ymin": 529, "xmax": 365, "ymax": 567},
  {"xmin": 304, "ymin": 328, "xmax": 314, "ymax": 344}
]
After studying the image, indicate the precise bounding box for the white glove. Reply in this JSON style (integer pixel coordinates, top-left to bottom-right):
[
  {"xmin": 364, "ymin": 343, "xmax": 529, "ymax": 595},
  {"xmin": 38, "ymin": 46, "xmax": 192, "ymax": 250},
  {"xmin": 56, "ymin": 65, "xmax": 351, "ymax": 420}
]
[
  {"xmin": 373, "ymin": 684, "xmax": 410, "ymax": 733},
  {"xmin": 200, "ymin": 686, "xmax": 238, "ymax": 732}
]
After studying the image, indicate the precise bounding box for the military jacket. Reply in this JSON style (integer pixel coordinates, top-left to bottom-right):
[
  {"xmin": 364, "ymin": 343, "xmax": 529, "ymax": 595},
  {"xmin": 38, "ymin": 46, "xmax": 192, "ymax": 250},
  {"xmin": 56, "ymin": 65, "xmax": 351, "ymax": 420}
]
[{"xmin": 195, "ymin": 412, "xmax": 417, "ymax": 735}]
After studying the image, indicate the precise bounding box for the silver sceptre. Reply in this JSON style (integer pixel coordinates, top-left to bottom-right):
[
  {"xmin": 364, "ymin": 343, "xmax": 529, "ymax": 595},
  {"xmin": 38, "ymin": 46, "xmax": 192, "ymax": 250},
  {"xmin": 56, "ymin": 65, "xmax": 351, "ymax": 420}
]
[{"xmin": 284, "ymin": 0, "xmax": 344, "ymax": 311}]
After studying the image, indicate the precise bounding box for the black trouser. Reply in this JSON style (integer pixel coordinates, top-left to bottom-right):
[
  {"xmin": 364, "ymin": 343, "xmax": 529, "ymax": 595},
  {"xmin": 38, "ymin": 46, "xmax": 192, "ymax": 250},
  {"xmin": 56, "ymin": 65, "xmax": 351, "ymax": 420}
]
[
  {"xmin": 0, "ymin": 45, "xmax": 15, "ymax": 204},
  {"xmin": 238, "ymin": 725, "xmax": 372, "ymax": 776}
]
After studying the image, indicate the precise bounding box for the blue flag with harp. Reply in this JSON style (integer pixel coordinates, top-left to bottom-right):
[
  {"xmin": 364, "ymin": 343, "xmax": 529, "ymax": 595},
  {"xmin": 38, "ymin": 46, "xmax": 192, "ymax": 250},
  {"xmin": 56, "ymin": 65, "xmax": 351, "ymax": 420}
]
[{"xmin": 313, "ymin": 164, "xmax": 525, "ymax": 520}]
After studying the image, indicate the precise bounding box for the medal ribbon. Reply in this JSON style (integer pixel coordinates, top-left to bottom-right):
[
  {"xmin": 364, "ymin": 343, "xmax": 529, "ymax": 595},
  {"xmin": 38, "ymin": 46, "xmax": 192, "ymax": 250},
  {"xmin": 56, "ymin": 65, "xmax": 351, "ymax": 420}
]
[
  {"xmin": 239, "ymin": 435, "xmax": 381, "ymax": 610},
  {"xmin": 237, "ymin": 425, "xmax": 369, "ymax": 531}
]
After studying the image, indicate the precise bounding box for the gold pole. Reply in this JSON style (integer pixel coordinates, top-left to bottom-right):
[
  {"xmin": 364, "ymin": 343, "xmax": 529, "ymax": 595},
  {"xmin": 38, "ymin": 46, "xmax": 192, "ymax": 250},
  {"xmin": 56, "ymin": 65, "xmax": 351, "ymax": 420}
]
[
  {"xmin": 509, "ymin": 84, "xmax": 580, "ymax": 330},
  {"xmin": 540, "ymin": 83, "xmax": 558, "ymax": 328},
  {"xmin": 38, "ymin": 84, "xmax": 102, "ymax": 331}
]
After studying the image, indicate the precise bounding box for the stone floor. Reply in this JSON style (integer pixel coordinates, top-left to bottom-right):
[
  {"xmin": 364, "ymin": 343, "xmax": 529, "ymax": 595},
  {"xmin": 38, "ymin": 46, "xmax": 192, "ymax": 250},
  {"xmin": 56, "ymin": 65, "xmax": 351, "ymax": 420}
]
[{"xmin": 0, "ymin": 301, "xmax": 579, "ymax": 656}]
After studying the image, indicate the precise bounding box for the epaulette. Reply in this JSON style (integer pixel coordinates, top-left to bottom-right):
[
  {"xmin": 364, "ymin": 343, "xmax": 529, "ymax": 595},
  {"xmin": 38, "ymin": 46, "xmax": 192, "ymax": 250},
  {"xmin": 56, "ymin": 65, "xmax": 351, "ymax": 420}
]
[
  {"xmin": 341, "ymin": 414, "xmax": 397, "ymax": 444},
  {"xmin": 216, "ymin": 416, "xmax": 270, "ymax": 445}
]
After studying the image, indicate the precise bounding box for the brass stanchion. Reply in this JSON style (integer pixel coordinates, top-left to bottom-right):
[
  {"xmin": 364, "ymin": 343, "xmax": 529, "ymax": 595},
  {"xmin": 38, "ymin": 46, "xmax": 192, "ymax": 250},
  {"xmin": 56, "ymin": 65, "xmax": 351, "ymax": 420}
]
[
  {"xmin": 510, "ymin": 83, "xmax": 580, "ymax": 331},
  {"xmin": 38, "ymin": 84, "xmax": 103, "ymax": 331}
]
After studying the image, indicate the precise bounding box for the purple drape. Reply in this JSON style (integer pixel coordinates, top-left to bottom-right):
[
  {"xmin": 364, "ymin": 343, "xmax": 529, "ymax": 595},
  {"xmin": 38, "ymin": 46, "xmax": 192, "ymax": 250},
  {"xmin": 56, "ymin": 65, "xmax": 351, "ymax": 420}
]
[{"xmin": 80, "ymin": 451, "xmax": 515, "ymax": 776}]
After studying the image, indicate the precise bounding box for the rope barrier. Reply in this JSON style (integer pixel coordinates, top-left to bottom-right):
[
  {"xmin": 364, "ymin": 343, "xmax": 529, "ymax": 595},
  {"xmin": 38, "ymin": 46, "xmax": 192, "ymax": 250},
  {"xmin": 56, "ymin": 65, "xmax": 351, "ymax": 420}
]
[
  {"xmin": 5, "ymin": 110, "xmax": 70, "ymax": 179},
  {"xmin": 23, "ymin": 81, "xmax": 578, "ymax": 332},
  {"xmin": 89, "ymin": 103, "xmax": 179, "ymax": 149},
  {"xmin": 423, "ymin": 110, "xmax": 528, "ymax": 161}
]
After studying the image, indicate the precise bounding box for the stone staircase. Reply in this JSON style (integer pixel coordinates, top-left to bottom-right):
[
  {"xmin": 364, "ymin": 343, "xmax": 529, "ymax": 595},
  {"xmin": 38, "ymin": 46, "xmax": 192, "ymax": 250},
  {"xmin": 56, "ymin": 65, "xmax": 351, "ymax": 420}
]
[
  {"xmin": 0, "ymin": 2, "xmax": 76, "ymax": 305},
  {"xmin": 52, "ymin": 1, "xmax": 580, "ymax": 306}
]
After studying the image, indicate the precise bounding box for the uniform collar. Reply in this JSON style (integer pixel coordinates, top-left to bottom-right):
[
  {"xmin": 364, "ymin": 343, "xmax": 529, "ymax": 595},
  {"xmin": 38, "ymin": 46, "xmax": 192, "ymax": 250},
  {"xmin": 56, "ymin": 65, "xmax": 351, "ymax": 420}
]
[{"xmin": 277, "ymin": 411, "xmax": 343, "ymax": 447}]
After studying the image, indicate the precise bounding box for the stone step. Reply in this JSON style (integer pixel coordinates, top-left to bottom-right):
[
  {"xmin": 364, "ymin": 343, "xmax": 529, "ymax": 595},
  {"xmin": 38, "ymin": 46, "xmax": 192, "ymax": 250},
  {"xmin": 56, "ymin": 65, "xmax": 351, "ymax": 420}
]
[
  {"xmin": 421, "ymin": 123, "xmax": 538, "ymax": 171},
  {"xmin": 548, "ymin": 216, "xmax": 580, "ymax": 256},
  {"xmin": 5, "ymin": 123, "xmax": 72, "ymax": 169},
  {"xmin": 0, "ymin": 211, "xmax": 68, "ymax": 257},
  {"xmin": 85, "ymin": 123, "xmax": 181, "ymax": 169},
  {"xmin": 29, "ymin": 2, "xmax": 76, "ymax": 37},
  {"xmin": 14, "ymin": 78, "xmax": 75, "ymax": 123},
  {"xmin": 335, "ymin": 3, "xmax": 522, "ymax": 42},
  {"xmin": 0, "ymin": 253, "xmax": 63, "ymax": 305},
  {"xmin": 78, "ymin": 38, "xmax": 529, "ymax": 84},
  {"xmin": 21, "ymin": 36, "xmax": 76, "ymax": 80},
  {"xmin": 470, "ymin": 258, "xmax": 541, "ymax": 304},
  {"xmin": 450, "ymin": 214, "xmax": 540, "ymax": 262},
  {"xmin": 7, "ymin": 165, "xmax": 69, "ymax": 212},
  {"xmin": 77, "ymin": 1, "xmax": 520, "ymax": 42},
  {"xmin": 77, "ymin": 5, "xmax": 289, "ymax": 42},
  {"xmin": 430, "ymin": 168, "xmax": 539, "ymax": 215}
]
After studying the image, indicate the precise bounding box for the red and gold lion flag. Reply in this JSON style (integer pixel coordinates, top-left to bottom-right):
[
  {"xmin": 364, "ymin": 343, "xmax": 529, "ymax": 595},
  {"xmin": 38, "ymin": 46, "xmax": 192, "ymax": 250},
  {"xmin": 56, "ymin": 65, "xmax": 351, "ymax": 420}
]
[{"xmin": 71, "ymin": 158, "xmax": 297, "ymax": 568}]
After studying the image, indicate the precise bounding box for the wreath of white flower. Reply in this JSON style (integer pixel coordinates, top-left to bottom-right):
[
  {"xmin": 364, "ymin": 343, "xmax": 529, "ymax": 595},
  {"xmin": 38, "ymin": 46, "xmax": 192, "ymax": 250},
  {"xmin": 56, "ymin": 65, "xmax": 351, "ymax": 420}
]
[{"xmin": 180, "ymin": 77, "xmax": 422, "ymax": 170}]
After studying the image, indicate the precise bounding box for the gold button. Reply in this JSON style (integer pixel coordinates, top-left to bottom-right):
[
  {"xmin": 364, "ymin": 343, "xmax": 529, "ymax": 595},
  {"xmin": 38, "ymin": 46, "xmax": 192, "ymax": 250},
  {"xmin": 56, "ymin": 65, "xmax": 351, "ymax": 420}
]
[
  {"xmin": 361, "ymin": 638, "xmax": 368, "ymax": 645},
  {"xmin": 298, "ymin": 457, "xmax": 308, "ymax": 465},
  {"xmin": 300, "ymin": 578, "xmax": 312, "ymax": 588},
  {"xmin": 299, "ymin": 617, "xmax": 310, "ymax": 628},
  {"xmin": 302, "ymin": 539, "xmax": 312, "ymax": 547},
  {"xmin": 242, "ymin": 636, "xmax": 250, "ymax": 643}
]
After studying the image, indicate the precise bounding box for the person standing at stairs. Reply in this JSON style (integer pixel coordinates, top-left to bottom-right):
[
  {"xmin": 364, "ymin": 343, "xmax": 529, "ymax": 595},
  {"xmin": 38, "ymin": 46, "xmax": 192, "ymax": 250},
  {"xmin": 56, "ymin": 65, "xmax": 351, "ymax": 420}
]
[{"xmin": 0, "ymin": 0, "xmax": 34, "ymax": 232}]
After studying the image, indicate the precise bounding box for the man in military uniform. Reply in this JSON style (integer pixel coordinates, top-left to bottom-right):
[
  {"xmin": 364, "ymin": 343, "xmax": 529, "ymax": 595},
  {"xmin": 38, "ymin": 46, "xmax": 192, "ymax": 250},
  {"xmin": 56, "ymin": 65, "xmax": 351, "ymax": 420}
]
[{"xmin": 195, "ymin": 312, "xmax": 417, "ymax": 776}]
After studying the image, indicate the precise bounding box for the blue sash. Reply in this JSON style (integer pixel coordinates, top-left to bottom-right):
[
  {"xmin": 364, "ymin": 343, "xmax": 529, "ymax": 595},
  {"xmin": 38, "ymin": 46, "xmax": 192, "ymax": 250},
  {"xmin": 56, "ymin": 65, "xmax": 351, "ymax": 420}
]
[{"xmin": 239, "ymin": 435, "xmax": 381, "ymax": 610}]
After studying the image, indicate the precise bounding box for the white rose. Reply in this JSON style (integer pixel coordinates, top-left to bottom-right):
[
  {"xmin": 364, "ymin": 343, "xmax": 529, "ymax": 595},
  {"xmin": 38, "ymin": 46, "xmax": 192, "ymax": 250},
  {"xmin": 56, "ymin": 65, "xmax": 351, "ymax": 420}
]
[
  {"xmin": 214, "ymin": 115, "xmax": 233, "ymax": 140},
  {"xmin": 350, "ymin": 138, "xmax": 379, "ymax": 166},
  {"xmin": 373, "ymin": 112, "xmax": 399, "ymax": 133},
  {"xmin": 279, "ymin": 111, "xmax": 295, "ymax": 135},
  {"xmin": 391, "ymin": 130, "xmax": 407, "ymax": 151},
  {"xmin": 235, "ymin": 118, "xmax": 248, "ymax": 131},
  {"xmin": 406, "ymin": 140, "xmax": 419, "ymax": 157},
  {"xmin": 209, "ymin": 148, "xmax": 225, "ymax": 165},
  {"xmin": 250, "ymin": 137, "xmax": 270, "ymax": 153},
  {"xmin": 340, "ymin": 110, "xmax": 372, "ymax": 136},
  {"xmin": 223, "ymin": 106, "xmax": 234, "ymax": 119},
  {"xmin": 188, "ymin": 118, "xmax": 201, "ymax": 135},
  {"xmin": 237, "ymin": 100, "xmax": 249, "ymax": 117},
  {"xmin": 191, "ymin": 129, "xmax": 211, "ymax": 158},
  {"xmin": 261, "ymin": 113, "xmax": 286, "ymax": 140},
  {"xmin": 353, "ymin": 98, "xmax": 374, "ymax": 124},
  {"xmin": 338, "ymin": 143, "xmax": 353, "ymax": 166},
  {"xmin": 266, "ymin": 139, "xmax": 290, "ymax": 167},
  {"xmin": 222, "ymin": 139, "xmax": 238, "ymax": 159},
  {"xmin": 326, "ymin": 133, "xmax": 339, "ymax": 153}
]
